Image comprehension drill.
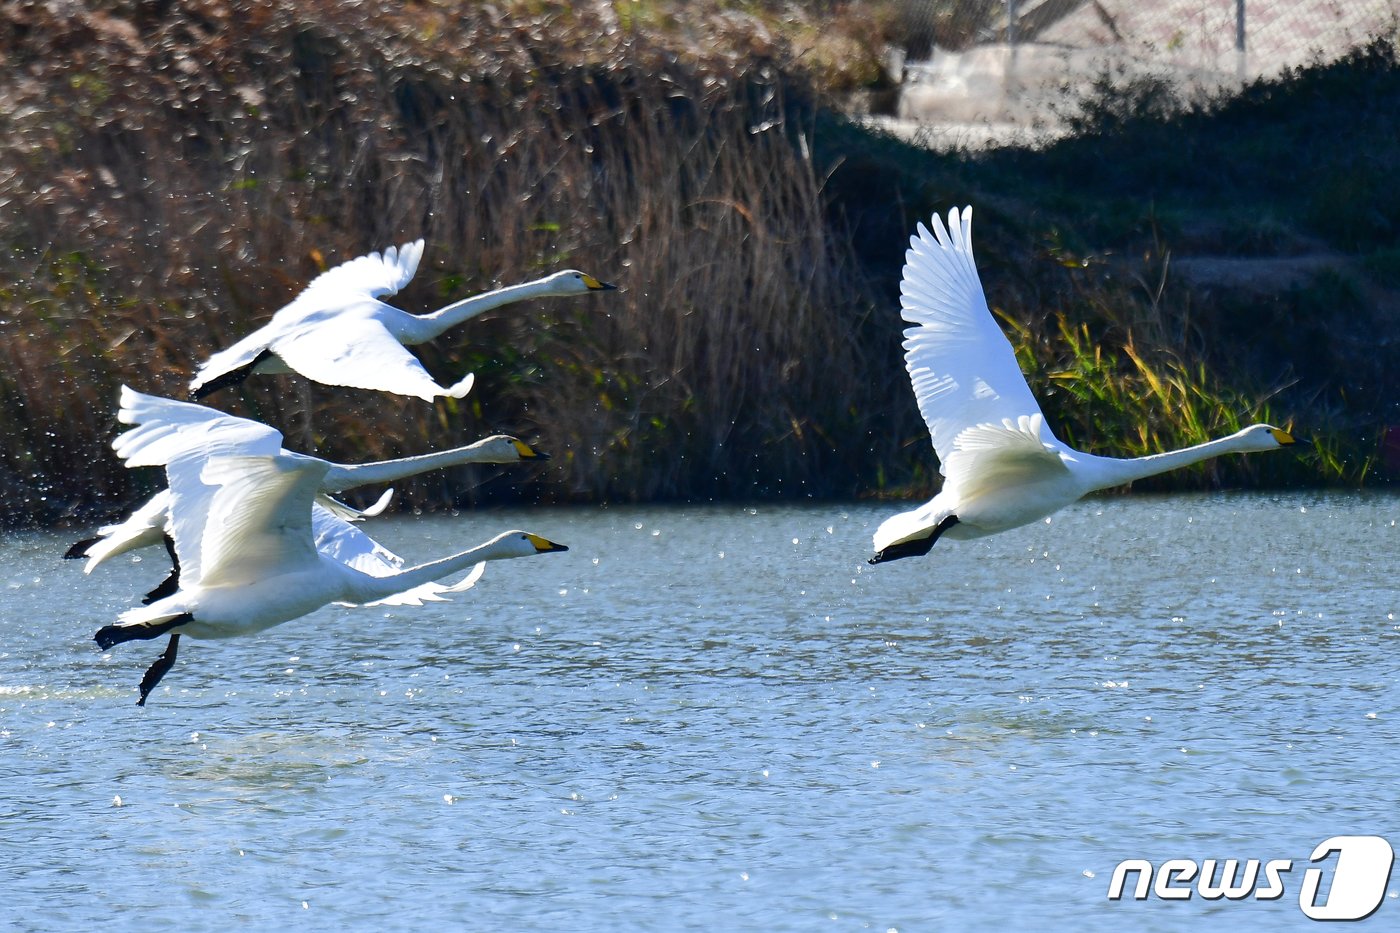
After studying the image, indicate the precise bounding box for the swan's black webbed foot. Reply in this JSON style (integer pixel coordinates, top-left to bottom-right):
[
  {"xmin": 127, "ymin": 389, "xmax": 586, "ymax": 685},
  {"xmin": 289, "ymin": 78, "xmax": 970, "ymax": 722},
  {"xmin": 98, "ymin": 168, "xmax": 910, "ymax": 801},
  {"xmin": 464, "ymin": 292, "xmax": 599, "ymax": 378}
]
[
  {"xmin": 64, "ymin": 536, "xmax": 100, "ymax": 560},
  {"xmin": 94, "ymin": 612, "xmax": 192, "ymax": 650},
  {"xmin": 868, "ymin": 515, "xmax": 959, "ymax": 565},
  {"xmin": 137, "ymin": 634, "xmax": 181, "ymax": 707},
  {"xmin": 190, "ymin": 348, "xmax": 274, "ymax": 400},
  {"xmin": 869, "ymin": 536, "xmax": 936, "ymax": 564},
  {"xmin": 142, "ymin": 572, "xmax": 179, "ymax": 605},
  {"xmin": 142, "ymin": 535, "xmax": 182, "ymax": 605}
]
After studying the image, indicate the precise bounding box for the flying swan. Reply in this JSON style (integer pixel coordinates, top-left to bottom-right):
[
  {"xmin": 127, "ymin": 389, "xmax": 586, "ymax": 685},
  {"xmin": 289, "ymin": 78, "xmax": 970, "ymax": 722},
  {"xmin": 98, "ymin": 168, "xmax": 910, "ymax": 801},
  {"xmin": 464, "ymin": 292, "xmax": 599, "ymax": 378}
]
[
  {"xmin": 94, "ymin": 448, "xmax": 569, "ymax": 705},
  {"xmin": 66, "ymin": 387, "xmax": 549, "ymax": 599},
  {"xmin": 189, "ymin": 240, "xmax": 616, "ymax": 401},
  {"xmin": 870, "ymin": 206, "xmax": 1299, "ymax": 564}
]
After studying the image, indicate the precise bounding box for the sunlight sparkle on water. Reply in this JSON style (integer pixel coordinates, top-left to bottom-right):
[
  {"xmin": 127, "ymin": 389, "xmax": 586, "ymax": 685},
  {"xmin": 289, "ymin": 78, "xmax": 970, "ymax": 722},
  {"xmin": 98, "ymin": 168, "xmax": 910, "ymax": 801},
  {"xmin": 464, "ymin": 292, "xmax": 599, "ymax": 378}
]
[{"xmin": 6, "ymin": 495, "xmax": 1398, "ymax": 932}]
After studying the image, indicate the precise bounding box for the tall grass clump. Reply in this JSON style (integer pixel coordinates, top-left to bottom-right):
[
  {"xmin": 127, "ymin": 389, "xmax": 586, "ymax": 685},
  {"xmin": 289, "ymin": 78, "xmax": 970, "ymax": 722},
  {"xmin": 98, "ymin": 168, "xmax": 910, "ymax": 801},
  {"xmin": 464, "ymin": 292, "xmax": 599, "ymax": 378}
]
[
  {"xmin": 986, "ymin": 232, "xmax": 1366, "ymax": 489},
  {"xmin": 0, "ymin": 2, "xmax": 1385, "ymax": 526},
  {"xmin": 0, "ymin": 0, "xmax": 902, "ymax": 524}
]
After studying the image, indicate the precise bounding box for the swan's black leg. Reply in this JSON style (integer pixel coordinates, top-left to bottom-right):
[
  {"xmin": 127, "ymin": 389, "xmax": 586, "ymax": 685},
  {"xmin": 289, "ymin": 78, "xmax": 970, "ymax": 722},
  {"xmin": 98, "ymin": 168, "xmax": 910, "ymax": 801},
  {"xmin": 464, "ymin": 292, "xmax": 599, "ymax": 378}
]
[
  {"xmin": 137, "ymin": 634, "xmax": 181, "ymax": 707},
  {"xmin": 190, "ymin": 348, "xmax": 274, "ymax": 400},
  {"xmin": 94, "ymin": 612, "xmax": 192, "ymax": 650},
  {"xmin": 142, "ymin": 535, "xmax": 182, "ymax": 605},
  {"xmin": 64, "ymin": 536, "xmax": 100, "ymax": 560},
  {"xmin": 869, "ymin": 515, "xmax": 960, "ymax": 565},
  {"xmin": 143, "ymin": 572, "xmax": 178, "ymax": 605}
]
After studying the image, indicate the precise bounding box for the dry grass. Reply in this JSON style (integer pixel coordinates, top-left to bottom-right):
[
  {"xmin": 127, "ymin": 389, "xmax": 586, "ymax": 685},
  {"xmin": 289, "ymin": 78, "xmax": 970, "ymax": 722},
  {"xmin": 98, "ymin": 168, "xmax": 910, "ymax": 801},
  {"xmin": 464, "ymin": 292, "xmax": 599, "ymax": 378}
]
[
  {"xmin": 0, "ymin": 0, "xmax": 897, "ymax": 523},
  {"xmin": 0, "ymin": 1, "xmax": 1372, "ymax": 527}
]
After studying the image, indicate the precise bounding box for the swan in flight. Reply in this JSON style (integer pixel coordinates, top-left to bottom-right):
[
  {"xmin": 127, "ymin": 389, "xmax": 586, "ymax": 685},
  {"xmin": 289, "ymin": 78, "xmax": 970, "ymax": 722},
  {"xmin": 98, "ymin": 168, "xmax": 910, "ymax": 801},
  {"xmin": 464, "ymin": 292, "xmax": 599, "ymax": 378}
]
[
  {"xmin": 870, "ymin": 206, "xmax": 1300, "ymax": 564},
  {"xmin": 189, "ymin": 240, "xmax": 616, "ymax": 401},
  {"xmin": 66, "ymin": 387, "xmax": 549, "ymax": 586},
  {"xmin": 94, "ymin": 449, "xmax": 568, "ymax": 705}
]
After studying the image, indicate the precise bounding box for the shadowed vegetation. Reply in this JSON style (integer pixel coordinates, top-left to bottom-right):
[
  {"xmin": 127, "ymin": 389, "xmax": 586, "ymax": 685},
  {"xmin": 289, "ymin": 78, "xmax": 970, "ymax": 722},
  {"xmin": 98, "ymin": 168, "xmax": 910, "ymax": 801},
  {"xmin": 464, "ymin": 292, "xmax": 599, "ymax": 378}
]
[{"xmin": 0, "ymin": 2, "xmax": 1395, "ymax": 527}]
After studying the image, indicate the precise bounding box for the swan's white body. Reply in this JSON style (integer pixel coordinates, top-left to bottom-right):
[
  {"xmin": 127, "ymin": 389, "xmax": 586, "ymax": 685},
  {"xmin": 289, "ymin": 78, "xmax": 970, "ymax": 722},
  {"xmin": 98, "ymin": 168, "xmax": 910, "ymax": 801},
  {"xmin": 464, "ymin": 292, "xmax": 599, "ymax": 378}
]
[
  {"xmin": 189, "ymin": 240, "xmax": 615, "ymax": 401},
  {"xmin": 870, "ymin": 207, "xmax": 1297, "ymax": 563},
  {"xmin": 71, "ymin": 387, "xmax": 547, "ymax": 572},
  {"xmin": 94, "ymin": 448, "xmax": 567, "ymax": 703},
  {"xmin": 108, "ymin": 451, "xmax": 564, "ymax": 638}
]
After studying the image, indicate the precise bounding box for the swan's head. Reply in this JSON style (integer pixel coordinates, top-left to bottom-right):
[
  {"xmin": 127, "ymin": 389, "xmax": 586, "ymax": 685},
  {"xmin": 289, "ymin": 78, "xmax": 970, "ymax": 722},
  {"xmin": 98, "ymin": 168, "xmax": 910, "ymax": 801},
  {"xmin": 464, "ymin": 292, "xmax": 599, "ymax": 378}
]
[
  {"xmin": 543, "ymin": 270, "xmax": 617, "ymax": 296},
  {"xmin": 487, "ymin": 530, "xmax": 570, "ymax": 558},
  {"xmin": 470, "ymin": 434, "xmax": 551, "ymax": 463},
  {"xmin": 1239, "ymin": 424, "xmax": 1300, "ymax": 451}
]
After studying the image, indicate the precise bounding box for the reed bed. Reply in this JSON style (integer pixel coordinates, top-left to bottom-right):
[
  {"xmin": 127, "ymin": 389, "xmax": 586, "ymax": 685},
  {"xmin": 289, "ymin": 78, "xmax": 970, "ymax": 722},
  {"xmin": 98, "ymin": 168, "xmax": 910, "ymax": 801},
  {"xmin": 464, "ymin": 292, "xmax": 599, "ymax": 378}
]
[
  {"xmin": 0, "ymin": 1, "xmax": 1378, "ymax": 527},
  {"xmin": 0, "ymin": 0, "xmax": 902, "ymax": 523}
]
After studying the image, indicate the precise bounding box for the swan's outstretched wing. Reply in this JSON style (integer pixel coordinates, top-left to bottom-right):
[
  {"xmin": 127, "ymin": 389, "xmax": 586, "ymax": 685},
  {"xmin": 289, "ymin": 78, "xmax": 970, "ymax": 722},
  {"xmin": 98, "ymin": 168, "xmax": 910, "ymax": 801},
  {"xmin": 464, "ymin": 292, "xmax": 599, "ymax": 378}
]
[
  {"xmin": 272, "ymin": 318, "xmax": 474, "ymax": 402},
  {"xmin": 189, "ymin": 241, "xmax": 424, "ymax": 395},
  {"xmin": 114, "ymin": 386, "xmax": 284, "ymax": 467},
  {"xmin": 316, "ymin": 488, "xmax": 395, "ymax": 522},
  {"xmin": 167, "ymin": 453, "xmax": 326, "ymax": 589},
  {"xmin": 79, "ymin": 489, "xmax": 172, "ymax": 572},
  {"xmin": 900, "ymin": 207, "xmax": 1050, "ymax": 471},
  {"xmin": 940, "ymin": 414, "xmax": 1069, "ymax": 501},
  {"xmin": 311, "ymin": 505, "xmax": 486, "ymax": 607},
  {"xmin": 298, "ymin": 240, "xmax": 424, "ymax": 301}
]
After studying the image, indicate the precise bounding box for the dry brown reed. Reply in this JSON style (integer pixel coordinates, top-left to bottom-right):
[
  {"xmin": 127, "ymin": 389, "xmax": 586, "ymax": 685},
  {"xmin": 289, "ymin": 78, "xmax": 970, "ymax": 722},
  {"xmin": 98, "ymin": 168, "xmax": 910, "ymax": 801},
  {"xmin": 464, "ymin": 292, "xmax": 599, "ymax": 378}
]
[{"xmin": 0, "ymin": 0, "xmax": 900, "ymax": 523}]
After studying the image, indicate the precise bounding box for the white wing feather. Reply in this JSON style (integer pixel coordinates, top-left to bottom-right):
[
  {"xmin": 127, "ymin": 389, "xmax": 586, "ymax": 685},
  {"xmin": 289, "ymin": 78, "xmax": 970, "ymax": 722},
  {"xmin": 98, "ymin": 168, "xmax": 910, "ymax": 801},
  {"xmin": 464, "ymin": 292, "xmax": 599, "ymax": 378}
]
[
  {"xmin": 298, "ymin": 240, "xmax": 424, "ymax": 301},
  {"xmin": 81, "ymin": 489, "xmax": 172, "ymax": 572},
  {"xmin": 171, "ymin": 454, "xmax": 327, "ymax": 588},
  {"xmin": 271, "ymin": 317, "xmax": 474, "ymax": 402},
  {"xmin": 900, "ymin": 207, "xmax": 1051, "ymax": 472},
  {"xmin": 311, "ymin": 505, "xmax": 486, "ymax": 607},
  {"xmin": 941, "ymin": 414, "xmax": 1069, "ymax": 501},
  {"xmin": 190, "ymin": 241, "xmax": 424, "ymax": 393},
  {"xmin": 115, "ymin": 386, "xmax": 284, "ymax": 467}
]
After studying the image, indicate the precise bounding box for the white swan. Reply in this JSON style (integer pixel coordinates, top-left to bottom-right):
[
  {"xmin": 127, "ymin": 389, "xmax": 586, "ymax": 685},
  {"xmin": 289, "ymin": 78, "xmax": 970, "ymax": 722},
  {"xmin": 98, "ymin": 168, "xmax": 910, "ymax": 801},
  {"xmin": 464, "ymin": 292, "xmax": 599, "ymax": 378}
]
[
  {"xmin": 94, "ymin": 449, "xmax": 568, "ymax": 705},
  {"xmin": 189, "ymin": 240, "xmax": 616, "ymax": 401},
  {"xmin": 870, "ymin": 206, "xmax": 1300, "ymax": 564},
  {"xmin": 66, "ymin": 387, "xmax": 548, "ymax": 578}
]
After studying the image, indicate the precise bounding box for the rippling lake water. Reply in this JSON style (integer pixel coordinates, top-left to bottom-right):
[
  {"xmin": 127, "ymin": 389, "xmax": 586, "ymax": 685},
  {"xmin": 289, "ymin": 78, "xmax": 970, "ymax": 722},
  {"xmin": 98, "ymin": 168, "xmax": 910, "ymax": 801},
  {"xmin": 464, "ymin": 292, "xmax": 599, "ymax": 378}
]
[{"xmin": 3, "ymin": 492, "xmax": 1398, "ymax": 931}]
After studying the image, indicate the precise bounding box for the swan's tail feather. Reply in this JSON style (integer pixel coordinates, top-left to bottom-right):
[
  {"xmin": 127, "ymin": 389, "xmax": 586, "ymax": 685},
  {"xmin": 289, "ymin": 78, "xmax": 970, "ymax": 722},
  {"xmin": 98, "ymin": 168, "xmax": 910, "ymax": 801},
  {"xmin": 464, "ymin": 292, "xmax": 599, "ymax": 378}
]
[{"xmin": 440, "ymin": 372, "xmax": 475, "ymax": 400}]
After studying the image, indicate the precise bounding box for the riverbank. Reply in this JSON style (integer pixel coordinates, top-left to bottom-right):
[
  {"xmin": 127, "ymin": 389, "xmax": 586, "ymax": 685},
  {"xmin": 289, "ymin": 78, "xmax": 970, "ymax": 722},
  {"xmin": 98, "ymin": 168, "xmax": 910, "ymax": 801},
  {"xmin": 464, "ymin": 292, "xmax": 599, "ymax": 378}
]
[{"xmin": 1, "ymin": 2, "xmax": 1394, "ymax": 526}]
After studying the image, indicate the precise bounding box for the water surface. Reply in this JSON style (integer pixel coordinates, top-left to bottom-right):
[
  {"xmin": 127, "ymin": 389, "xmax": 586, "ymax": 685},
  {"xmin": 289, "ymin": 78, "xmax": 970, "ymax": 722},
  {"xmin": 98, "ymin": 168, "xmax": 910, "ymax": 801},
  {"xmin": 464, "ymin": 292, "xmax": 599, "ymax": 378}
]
[{"xmin": 3, "ymin": 493, "xmax": 1397, "ymax": 930}]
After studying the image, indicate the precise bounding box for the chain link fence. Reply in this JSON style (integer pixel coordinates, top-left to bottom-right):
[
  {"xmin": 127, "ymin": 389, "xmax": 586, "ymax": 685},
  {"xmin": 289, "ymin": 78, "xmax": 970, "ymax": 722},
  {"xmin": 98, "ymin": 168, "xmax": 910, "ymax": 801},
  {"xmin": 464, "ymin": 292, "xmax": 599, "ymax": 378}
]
[{"xmin": 883, "ymin": 0, "xmax": 1400, "ymax": 144}]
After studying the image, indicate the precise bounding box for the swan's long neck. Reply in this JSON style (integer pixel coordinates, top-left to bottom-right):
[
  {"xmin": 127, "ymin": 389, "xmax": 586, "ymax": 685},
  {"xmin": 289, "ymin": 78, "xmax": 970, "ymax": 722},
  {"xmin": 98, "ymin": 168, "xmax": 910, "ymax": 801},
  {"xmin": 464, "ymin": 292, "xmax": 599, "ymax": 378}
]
[
  {"xmin": 320, "ymin": 439, "xmax": 505, "ymax": 492},
  {"xmin": 1084, "ymin": 431, "xmax": 1258, "ymax": 492},
  {"xmin": 408, "ymin": 278, "xmax": 558, "ymax": 342},
  {"xmin": 345, "ymin": 539, "xmax": 517, "ymax": 604}
]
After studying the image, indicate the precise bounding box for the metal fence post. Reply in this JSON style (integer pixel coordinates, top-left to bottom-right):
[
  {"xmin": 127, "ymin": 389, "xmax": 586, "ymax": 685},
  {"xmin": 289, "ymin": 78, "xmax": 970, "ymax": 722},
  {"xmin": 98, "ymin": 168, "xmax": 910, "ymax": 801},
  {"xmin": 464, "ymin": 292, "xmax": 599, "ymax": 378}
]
[
  {"xmin": 1236, "ymin": 0, "xmax": 1248, "ymax": 79},
  {"xmin": 1007, "ymin": 0, "xmax": 1019, "ymax": 91}
]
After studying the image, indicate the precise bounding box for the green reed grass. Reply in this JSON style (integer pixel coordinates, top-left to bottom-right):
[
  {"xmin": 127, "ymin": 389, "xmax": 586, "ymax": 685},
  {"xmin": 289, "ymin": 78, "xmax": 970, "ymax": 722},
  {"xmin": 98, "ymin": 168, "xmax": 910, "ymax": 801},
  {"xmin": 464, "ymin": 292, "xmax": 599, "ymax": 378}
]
[{"xmin": 0, "ymin": 1, "xmax": 1381, "ymax": 526}]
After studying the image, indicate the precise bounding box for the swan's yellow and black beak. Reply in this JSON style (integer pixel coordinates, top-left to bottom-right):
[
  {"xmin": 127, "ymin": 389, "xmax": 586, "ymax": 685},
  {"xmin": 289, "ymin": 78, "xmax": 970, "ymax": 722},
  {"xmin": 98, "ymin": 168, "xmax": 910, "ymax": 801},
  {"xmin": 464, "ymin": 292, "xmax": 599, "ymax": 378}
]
[
  {"xmin": 512, "ymin": 439, "xmax": 551, "ymax": 461},
  {"xmin": 582, "ymin": 274, "xmax": 617, "ymax": 291},
  {"xmin": 527, "ymin": 534, "xmax": 569, "ymax": 554},
  {"xmin": 1270, "ymin": 428, "xmax": 1310, "ymax": 448}
]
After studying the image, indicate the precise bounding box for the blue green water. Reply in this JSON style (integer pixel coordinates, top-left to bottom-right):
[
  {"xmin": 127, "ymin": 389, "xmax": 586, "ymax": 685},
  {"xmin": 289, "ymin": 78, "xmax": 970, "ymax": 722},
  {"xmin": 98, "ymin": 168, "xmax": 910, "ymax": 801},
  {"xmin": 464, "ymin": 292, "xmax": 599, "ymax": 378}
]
[{"xmin": 3, "ymin": 493, "xmax": 1397, "ymax": 930}]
